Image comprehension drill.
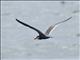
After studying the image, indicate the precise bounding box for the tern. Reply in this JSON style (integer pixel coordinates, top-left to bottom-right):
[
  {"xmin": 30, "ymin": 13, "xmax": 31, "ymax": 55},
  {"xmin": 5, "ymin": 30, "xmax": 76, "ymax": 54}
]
[{"xmin": 16, "ymin": 17, "xmax": 72, "ymax": 40}]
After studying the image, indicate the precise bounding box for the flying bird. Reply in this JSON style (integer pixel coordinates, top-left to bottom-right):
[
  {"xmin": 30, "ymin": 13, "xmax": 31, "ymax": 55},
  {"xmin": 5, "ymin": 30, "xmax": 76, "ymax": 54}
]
[{"xmin": 16, "ymin": 17, "xmax": 72, "ymax": 40}]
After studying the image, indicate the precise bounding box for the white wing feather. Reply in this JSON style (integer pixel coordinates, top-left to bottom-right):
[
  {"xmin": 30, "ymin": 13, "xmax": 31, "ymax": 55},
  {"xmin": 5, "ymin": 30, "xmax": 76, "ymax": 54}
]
[{"xmin": 45, "ymin": 17, "xmax": 72, "ymax": 35}]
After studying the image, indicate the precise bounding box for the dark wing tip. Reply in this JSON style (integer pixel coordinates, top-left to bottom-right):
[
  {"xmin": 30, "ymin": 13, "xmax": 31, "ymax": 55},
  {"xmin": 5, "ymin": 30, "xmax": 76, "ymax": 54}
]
[
  {"xmin": 16, "ymin": 19, "xmax": 22, "ymax": 24},
  {"xmin": 16, "ymin": 19, "xmax": 18, "ymax": 20},
  {"xmin": 68, "ymin": 16, "xmax": 72, "ymax": 20},
  {"xmin": 64, "ymin": 16, "xmax": 72, "ymax": 22},
  {"xmin": 16, "ymin": 19, "xmax": 19, "ymax": 22}
]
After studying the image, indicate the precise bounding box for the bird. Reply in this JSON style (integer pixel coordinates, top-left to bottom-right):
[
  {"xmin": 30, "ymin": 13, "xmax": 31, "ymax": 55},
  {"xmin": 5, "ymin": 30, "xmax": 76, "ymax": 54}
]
[{"xmin": 16, "ymin": 17, "xmax": 72, "ymax": 40}]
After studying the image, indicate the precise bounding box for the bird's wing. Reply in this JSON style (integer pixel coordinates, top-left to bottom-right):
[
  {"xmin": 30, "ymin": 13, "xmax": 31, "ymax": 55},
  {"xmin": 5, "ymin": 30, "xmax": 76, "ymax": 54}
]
[
  {"xmin": 45, "ymin": 17, "xmax": 72, "ymax": 35},
  {"xmin": 16, "ymin": 19, "xmax": 45, "ymax": 36}
]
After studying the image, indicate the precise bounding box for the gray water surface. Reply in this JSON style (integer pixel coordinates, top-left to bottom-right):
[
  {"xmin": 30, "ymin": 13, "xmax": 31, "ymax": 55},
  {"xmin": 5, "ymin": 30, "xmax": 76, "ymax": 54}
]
[{"xmin": 1, "ymin": 1, "xmax": 79, "ymax": 60}]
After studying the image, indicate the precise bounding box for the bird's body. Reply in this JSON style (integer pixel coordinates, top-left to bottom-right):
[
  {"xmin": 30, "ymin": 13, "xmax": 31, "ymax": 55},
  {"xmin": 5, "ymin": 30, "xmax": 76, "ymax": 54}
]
[
  {"xmin": 36, "ymin": 35, "xmax": 50, "ymax": 40},
  {"xmin": 16, "ymin": 17, "xmax": 72, "ymax": 40}
]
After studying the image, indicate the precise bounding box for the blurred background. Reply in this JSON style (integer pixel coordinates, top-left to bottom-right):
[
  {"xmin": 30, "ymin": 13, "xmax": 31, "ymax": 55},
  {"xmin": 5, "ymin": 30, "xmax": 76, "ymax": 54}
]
[{"xmin": 1, "ymin": 1, "xmax": 79, "ymax": 60}]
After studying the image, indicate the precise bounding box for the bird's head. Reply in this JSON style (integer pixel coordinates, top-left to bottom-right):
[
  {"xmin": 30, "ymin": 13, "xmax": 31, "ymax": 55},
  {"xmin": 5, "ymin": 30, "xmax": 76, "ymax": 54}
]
[{"xmin": 34, "ymin": 36, "xmax": 39, "ymax": 40}]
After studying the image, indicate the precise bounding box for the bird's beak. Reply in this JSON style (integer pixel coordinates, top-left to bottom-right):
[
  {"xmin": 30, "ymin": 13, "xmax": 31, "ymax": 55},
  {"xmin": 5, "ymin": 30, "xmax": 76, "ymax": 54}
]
[
  {"xmin": 34, "ymin": 38, "xmax": 36, "ymax": 40},
  {"xmin": 34, "ymin": 37, "xmax": 37, "ymax": 40}
]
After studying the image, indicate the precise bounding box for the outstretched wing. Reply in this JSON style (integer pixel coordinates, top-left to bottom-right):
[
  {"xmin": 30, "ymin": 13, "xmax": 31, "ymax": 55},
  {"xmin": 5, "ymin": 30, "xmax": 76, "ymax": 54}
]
[
  {"xmin": 45, "ymin": 17, "xmax": 72, "ymax": 35},
  {"xmin": 16, "ymin": 19, "xmax": 45, "ymax": 36}
]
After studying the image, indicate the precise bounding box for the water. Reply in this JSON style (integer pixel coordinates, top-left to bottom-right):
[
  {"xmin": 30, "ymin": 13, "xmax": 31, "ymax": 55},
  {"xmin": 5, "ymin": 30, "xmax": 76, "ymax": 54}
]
[{"xmin": 1, "ymin": 1, "xmax": 79, "ymax": 60}]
